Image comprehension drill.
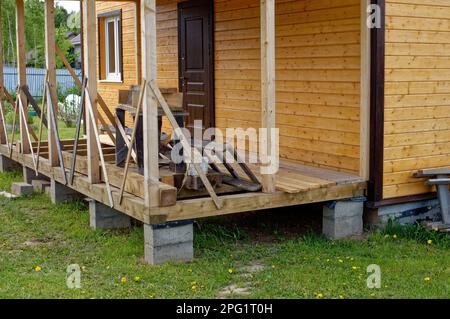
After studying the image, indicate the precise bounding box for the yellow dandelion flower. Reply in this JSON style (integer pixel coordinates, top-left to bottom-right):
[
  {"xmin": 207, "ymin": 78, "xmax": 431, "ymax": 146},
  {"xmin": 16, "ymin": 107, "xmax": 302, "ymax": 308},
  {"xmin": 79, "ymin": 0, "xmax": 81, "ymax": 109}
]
[
  {"xmin": 121, "ymin": 277, "xmax": 127, "ymax": 284},
  {"xmin": 315, "ymin": 293, "xmax": 324, "ymax": 299},
  {"xmin": 424, "ymin": 277, "xmax": 431, "ymax": 282},
  {"xmin": 339, "ymin": 295, "xmax": 345, "ymax": 299},
  {"xmin": 393, "ymin": 235, "xmax": 398, "ymax": 239},
  {"xmin": 352, "ymin": 266, "xmax": 360, "ymax": 270},
  {"xmin": 228, "ymin": 268, "xmax": 234, "ymax": 274},
  {"xmin": 133, "ymin": 276, "xmax": 141, "ymax": 282},
  {"xmin": 427, "ymin": 240, "xmax": 433, "ymax": 245},
  {"xmin": 81, "ymin": 266, "xmax": 86, "ymax": 271},
  {"xmin": 34, "ymin": 266, "xmax": 42, "ymax": 272},
  {"xmin": 191, "ymin": 285, "xmax": 197, "ymax": 290}
]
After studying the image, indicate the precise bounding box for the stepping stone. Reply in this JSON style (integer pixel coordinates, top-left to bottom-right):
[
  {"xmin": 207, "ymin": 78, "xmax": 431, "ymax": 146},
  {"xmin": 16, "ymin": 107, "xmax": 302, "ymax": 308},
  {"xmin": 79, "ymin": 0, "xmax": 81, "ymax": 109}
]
[
  {"xmin": 32, "ymin": 180, "xmax": 51, "ymax": 193},
  {"xmin": 11, "ymin": 182, "xmax": 34, "ymax": 196},
  {"xmin": 0, "ymin": 191, "xmax": 18, "ymax": 199}
]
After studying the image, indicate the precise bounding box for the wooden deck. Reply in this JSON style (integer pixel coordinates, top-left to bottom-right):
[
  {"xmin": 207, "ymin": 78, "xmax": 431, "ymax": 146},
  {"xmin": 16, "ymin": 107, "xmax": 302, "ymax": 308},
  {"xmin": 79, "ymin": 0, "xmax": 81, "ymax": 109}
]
[{"xmin": 0, "ymin": 140, "xmax": 367, "ymax": 224}]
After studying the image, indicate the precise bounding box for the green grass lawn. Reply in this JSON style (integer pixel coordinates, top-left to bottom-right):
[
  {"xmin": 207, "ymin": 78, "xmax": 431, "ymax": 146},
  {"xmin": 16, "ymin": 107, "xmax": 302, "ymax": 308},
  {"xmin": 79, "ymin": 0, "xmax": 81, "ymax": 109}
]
[
  {"xmin": 0, "ymin": 171, "xmax": 449, "ymax": 299},
  {"xmin": 8, "ymin": 117, "xmax": 78, "ymax": 143}
]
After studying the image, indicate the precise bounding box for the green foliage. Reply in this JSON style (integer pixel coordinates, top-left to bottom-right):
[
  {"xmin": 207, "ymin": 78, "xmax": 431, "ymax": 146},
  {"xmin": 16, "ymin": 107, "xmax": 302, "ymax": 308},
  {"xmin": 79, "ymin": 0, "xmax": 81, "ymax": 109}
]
[
  {"xmin": 55, "ymin": 5, "xmax": 69, "ymax": 29},
  {"xmin": 381, "ymin": 220, "xmax": 450, "ymax": 248},
  {"xmin": 1, "ymin": 1, "xmax": 79, "ymax": 68}
]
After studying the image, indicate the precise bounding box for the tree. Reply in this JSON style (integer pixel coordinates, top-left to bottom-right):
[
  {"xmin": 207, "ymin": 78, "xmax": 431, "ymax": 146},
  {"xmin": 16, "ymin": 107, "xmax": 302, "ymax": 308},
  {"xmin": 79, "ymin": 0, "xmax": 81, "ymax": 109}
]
[
  {"xmin": 55, "ymin": 5, "xmax": 69, "ymax": 29},
  {"xmin": 1, "ymin": 0, "xmax": 77, "ymax": 68}
]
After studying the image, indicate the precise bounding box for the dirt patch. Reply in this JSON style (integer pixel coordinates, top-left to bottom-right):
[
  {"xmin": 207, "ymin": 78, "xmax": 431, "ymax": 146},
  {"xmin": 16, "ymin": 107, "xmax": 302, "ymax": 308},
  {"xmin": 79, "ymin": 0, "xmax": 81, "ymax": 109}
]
[
  {"xmin": 217, "ymin": 261, "xmax": 266, "ymax": 298},
  {"xmin": 22, "ymin": 239, "xmax": 53, "ymax": 248}
]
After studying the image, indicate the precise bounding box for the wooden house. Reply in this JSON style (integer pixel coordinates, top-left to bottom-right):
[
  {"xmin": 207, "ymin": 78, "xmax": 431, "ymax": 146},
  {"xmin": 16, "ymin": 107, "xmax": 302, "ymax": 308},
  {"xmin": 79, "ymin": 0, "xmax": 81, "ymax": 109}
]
[{"xmin": 0, "ymin": 0, "xmax": 449, "ymax": 264}]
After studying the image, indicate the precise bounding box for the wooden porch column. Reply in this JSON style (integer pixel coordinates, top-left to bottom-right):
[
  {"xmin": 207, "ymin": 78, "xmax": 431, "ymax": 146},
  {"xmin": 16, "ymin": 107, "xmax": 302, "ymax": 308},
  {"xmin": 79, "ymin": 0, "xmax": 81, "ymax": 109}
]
[
  {"xmin": 83, "ymin": 0, "xmax": 100, "ymax": 183},
  {"xmin": 260, "ymin": 0, "xmax": 276, "ymax": 193},
  {"xmin": 0, "ymin": 4, "xmax": 6, "ymax": 145},
  {"xmin": 16, "ymin": 0, "xmax": 28, "ymax": 154},
  {"xmin": 141, "ymin": 0, "xmax": 160, "ymax": 207},
  {"xmin": 45, "ymin": 0, "xmax": 59, "ymax": 167}
]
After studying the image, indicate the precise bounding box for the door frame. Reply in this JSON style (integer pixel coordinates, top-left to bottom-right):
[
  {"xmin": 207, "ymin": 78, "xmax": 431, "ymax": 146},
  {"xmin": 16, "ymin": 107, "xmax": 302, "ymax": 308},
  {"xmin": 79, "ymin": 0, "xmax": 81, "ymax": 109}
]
[{"xmin": 177, "ymin": 0, "xmax": 215, "ymax": 129}]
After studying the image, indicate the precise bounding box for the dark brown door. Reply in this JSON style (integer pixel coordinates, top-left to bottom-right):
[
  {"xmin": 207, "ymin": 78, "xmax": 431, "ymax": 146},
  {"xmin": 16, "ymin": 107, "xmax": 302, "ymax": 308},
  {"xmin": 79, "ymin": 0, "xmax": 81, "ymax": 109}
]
[{"xmin": 178, "ymin": 0, "xmax": 214, "ymax": 133}]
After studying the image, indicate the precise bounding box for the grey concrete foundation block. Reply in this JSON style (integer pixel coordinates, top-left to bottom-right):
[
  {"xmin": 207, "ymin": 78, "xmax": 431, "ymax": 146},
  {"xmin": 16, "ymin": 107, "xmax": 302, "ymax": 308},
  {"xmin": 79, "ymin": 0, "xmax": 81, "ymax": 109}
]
[
  {"xmin": 32, "ymin": 180, "xmax": 51, "ymax": 193},
  {"xmin": 323, "ymin": 200, "xmax": 364, "ymax": 240},
  {"xmin": 144, "ymin": 222, "xmax": 194, "ymax": 265},
  {"xmin": 11, "ymin": 182, "xmax": 34, "ymax": 196},
  {"xmin": 23, "ymin": 167, "xmax": 48, "ymax": 184},
  {"xmin": 0, "ymin": 155, "xmax": 21, "ymax": 172},
  {"xmin": 50, "ymin": 180, "xmax": 83, "ymax": 204},
  {"xmin": 89, "ymin": 200, "xmax": 131, "ymax": 230}
]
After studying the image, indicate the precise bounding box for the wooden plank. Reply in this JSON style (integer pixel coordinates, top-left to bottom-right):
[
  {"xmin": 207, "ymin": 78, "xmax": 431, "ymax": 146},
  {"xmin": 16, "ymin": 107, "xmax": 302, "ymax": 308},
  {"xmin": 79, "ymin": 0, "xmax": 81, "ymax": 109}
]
[
  {"xmin": 141, "ymin": 0, "xmax": 160, "ymax": 208},
  {"xmin": 44, "ymin": 0, "xmax": 59, "ymax": 167},
  {"xmin": 149, "ymin": 80, "xmax": 223, "ymax": 209},
  {"xmin": 114, "ymin": 114, "xmax": 138, "ymax": 163},
  {"xmin": 85, "ymin": 89, "xmax": 114, "ymax": 207},
  {"xmin": 17, "ymin": 98, "xmax": 37, "ymax": 170},
  {"xmin": 260, "ymin": 0, "xmax": 276, "ymax": 193},
  {"xmin": 69, "ymin": 78, "xmax": 87, "ymax": 185},
  {"xmin": 119, "ymin": 81, "xmax": 146, "ymax": 204},
  {"xmin": 158, "ymin": 182, "xmax": 367, "ymax": 222},
  {"xmin": 83, "ymin": 0, "xmax": 100, "ymax": 183},
  {"xmin": 47, "ymin": 83, "xmax": 68, "ymax": 185},
  {"xmin": 0, "ymin": 5, "xmax": 7, "ymax": 146},
  {"xmin": 16, "ymin": 0, "xmax": 28, "ymax": 154}
]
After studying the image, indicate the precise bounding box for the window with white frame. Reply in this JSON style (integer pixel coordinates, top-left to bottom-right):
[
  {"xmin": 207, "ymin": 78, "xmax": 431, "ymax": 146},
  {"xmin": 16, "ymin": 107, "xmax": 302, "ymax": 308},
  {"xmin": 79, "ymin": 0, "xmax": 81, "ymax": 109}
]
[{"xmin": 104, "ymin": 15, "xmax": 121, "ymax": 82}]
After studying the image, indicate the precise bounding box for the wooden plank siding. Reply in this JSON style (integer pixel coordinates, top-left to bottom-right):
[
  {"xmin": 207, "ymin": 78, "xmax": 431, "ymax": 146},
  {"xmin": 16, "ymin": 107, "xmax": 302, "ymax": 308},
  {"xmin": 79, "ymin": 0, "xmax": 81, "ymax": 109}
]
[
  {"xmin": 96, "ymin": 0, "xmax": 362, "ymax": 174},
  {"xmin": 383, "ymin": 0, "xmax": 450, "ymax": 199}
]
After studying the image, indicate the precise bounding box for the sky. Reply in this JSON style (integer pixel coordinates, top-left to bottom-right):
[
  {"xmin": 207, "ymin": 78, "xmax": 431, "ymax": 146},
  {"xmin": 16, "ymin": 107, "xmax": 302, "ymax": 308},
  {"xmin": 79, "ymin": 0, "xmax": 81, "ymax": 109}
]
[{"xmin": 57, "ymin": 1, "xmax": 80, "ymax": 13}]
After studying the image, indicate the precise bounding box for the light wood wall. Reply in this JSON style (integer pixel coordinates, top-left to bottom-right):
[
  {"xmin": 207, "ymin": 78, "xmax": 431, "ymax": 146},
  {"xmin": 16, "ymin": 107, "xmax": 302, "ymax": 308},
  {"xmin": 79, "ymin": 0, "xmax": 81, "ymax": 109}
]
[
  {"xmin": 215, "ymin": 0, "xmax": 361, "ymax": 173},
  {"xmin": 96, "ymin": 0, "xmax": 362, "ymax": 173},
  {"xmin": 384, "ymin": 0, "xmax": 450, "ymax": 199}
]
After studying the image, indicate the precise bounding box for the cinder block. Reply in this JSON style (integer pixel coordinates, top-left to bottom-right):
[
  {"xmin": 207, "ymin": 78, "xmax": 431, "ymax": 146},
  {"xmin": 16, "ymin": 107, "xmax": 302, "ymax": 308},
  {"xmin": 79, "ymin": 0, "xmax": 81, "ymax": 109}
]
[
  {"xmin": 144, "ymin": 222, "xmax": 194, "ymax": 265},
  {"xmin": 11, "ymin": 182, "xmax": 34, "ymax": 196},
  {"xmin": 32, "ymin": 180, "xmax": 51, "ymax": 193},
  {"xmin": 0, "ymin": 155, "xmax": 21, "ymax": 172},
  {"xmin": 89, "ymin": 200, "xmax": 131, "ymax": 230},
  {"xmin": 23, "ymin": 167, "xmax": 48, "ymax": 184},
  {"xmin": 323, "ymin": 199, "xmax": 364, "ymax": 240},
  {"xmin": 50, "ymin": 180, "xmax": 83, "ymax": 204}
]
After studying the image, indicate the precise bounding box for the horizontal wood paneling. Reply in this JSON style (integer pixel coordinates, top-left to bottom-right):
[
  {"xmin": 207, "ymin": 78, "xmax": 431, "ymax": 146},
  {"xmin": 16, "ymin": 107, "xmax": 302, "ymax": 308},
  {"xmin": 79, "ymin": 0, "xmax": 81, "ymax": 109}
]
[
  {"xmin": 384, "ymin": 0, "xmax": 450, "ymax": 198},
  {"xmin": 96, "ymin": 0, "xmax": 361, "ymax": 174},
  {"xmin": 215, "ymin": 0, "xmax": 361, "ymax": 173}
]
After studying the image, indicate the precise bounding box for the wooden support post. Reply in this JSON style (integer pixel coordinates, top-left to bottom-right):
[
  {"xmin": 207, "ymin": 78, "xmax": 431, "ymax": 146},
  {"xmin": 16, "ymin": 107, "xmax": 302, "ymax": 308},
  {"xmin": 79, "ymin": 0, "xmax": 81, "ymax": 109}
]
[
  {"xmin": 141, "ymin": 0, "xmax": 160, "ymax": 208},
  {"xmin": 83, "ymin": 0, "xmax": 100, "ymax": 183},
  {"xmin": 260, "ymin": 0, "xmax": 276, "ymax": 193},
  {"xmin": 0, "ymin": 5, "xmax": 9, "ymax": 147},
  {"xmin": 360, "ymin": 0, "xmax": 371, "ymax": 181},
  {"xmin": 16, "ymin": 0, "xmax": 28, "ymax": 154},
  {"xmin": 45, "ymin": 0, "xmax": 59, "ymax": 167}
]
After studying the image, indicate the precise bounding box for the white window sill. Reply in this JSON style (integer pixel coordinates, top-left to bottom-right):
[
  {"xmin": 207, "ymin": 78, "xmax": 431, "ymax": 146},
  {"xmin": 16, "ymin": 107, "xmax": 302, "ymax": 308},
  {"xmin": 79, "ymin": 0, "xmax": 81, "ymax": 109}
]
[{"xmin": 99, "ymin": 78, "xmax": 123, "ymax": 84}]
